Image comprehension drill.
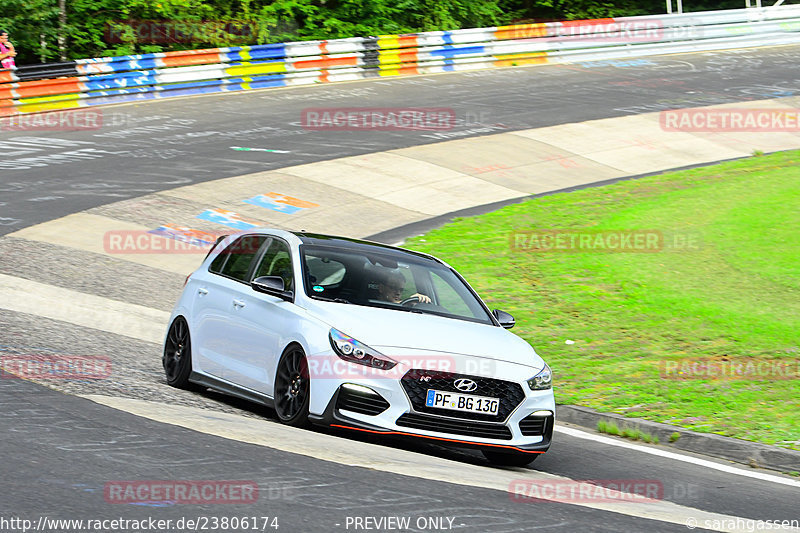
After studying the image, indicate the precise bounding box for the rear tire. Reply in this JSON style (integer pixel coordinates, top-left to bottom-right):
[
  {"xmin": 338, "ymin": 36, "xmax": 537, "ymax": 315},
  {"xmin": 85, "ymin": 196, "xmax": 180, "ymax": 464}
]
[
  {"xmin": 274, "ymin": 345, "xmax": 310, "ymax": 427},
  {"xmin": 163, "ymin": 317, "xmax": 194, "ymax": 389},
  {"xmin": 482, "ymin": 449, "xmax": 539, "ymax": 467}
]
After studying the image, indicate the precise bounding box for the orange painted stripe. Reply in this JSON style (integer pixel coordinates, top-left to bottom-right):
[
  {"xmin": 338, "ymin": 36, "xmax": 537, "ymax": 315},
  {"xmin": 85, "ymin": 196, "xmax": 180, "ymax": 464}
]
[
  {"xmin": 397, "ymin": 50, "xmax": 418, "ymax": 63},
  {"xmin": 495, "ymin": 23, "xmax": 547, "ymax": 41},
  {"xmin": 330, "ymin": 424, "xmax": 546, "ymax": 453},
  {"xmin": 394, "ymin": 66, "xmax": 419, "ymax": 76},
  {"xmin": 15, "ymin": 80, "xmax": 82, "ymax": 98},
  {"xmin": 397, "ymin": 35, "xmax": 417, "ymax": 48},
  {"xmin": 161, "ymin": 52, "xmax": 222, "ymax": 67},
  {"xmin": 0, "ymin": 99, "xmax": 14, "ymax": 113},
  {"xmin": 0, "ymin": 70, "xmax": 13, "ymax": 83},
  {"xmin": 293, "ymin": 56, "xmax": 358, "ymax": 70},
  {"xmin": 0, "ymin": 87, "xmax": 13, "ymax": 100},
  {"xmin": 494, "ymin": 52, "xmax": 548, "ymax": 67},
  {"xmin": 162, "ymin": 47, "xmax": 222, "ymax": 57}
]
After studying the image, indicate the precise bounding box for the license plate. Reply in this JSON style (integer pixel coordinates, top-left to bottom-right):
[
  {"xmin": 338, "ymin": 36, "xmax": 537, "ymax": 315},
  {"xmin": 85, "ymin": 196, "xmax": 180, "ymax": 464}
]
[{"xmin": 425, "ymin": 389, "xmax": 500, "ymax": 415}]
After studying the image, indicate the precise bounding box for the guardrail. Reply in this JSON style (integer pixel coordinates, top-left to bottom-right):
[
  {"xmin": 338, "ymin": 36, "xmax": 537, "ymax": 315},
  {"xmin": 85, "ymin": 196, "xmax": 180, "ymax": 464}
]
[{"xmin": 2, "ymin": 6, "xmax": 800, "ymax": 116}]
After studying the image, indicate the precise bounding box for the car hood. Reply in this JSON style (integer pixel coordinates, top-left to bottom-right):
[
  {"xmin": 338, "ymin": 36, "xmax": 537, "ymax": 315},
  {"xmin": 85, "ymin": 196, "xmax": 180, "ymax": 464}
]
[{"xmin": 303, "ymin": 299, "xmax": 544, "ymax": 370}]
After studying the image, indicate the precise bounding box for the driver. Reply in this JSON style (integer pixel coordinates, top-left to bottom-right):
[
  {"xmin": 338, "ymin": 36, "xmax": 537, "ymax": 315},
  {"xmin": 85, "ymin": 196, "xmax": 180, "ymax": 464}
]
[{"xmin": 377, "ymin": 271, "xmax": 431, "ymax": 304}]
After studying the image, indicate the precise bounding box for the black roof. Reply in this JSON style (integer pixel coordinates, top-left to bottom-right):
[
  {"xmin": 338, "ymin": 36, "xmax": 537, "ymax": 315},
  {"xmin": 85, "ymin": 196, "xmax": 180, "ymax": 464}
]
[{"xmin": 291, "ymin": 231, "xmax": 439, "ymax": 263}]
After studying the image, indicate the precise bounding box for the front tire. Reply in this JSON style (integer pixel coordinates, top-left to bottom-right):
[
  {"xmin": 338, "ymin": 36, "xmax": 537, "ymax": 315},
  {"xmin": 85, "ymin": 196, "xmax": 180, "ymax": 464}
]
[
  {"xmin": 163, "ymin": 317, "xmax": 194, "ymax": 389},
  {"xmin": 482, "ymin": 449, "xmax": 539, "ymax": 467},
  {"xmin": 274, "ymin": 345, "xmax": 310, "ymax": 427}
]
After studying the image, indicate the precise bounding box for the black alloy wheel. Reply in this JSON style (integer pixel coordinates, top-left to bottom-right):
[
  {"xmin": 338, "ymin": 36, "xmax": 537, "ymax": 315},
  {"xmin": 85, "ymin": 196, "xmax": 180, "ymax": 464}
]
[
  {"xmin": 274, "ymin": 345, "xmax": 310, "ymax": 427},
  {"xmin": 163, "ymin": 317, "xmax": 194, "ymax": 389}
]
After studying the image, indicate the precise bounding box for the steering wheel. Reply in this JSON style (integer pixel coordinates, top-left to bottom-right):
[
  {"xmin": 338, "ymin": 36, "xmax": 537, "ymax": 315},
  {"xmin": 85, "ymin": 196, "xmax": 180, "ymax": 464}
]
[{"xmin": 400, "ymin": 296, "xmax": 421, "ymax": 306}]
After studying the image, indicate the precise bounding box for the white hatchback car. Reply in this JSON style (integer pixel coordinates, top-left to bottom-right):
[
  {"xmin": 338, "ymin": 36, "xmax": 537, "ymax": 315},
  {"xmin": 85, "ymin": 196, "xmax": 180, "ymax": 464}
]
[{"xmin": 164, "ymin": 229, "xmax": 554, "ymax": 466}]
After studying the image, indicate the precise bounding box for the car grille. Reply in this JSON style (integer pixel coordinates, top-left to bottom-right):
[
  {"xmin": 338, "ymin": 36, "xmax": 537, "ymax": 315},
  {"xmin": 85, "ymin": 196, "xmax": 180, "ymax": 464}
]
[
  {"xmin": 400, "ymin": 369, "xmax": 525, "ymax": 422},
  {"xmin": 519, "ymin": 413, "xmax": 551, "ymax": 436},
  {"xmin": 396, "ymin": 413, "xmax": 513, "ymax": 440},
  {"xmin": 336, "ymin": 386, "xmax": 390, "ymax": 416}
]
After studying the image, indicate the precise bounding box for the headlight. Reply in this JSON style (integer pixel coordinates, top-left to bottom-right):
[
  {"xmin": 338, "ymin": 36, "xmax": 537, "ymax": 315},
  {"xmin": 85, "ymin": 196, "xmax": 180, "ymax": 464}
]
[
  {"xmin": 527, "ymin": 364, "xmax": 552, "ymax": 390},
  {"xmin": 329, "ymin": 329, "xmax": 397, "ymax": 370}
]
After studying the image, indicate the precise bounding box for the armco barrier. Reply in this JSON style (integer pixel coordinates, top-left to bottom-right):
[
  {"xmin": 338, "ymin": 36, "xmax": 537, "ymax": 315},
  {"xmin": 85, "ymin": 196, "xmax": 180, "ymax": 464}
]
[{"xmin": 3, "ymin": 6, "xmax": 800, "ymax": 116}]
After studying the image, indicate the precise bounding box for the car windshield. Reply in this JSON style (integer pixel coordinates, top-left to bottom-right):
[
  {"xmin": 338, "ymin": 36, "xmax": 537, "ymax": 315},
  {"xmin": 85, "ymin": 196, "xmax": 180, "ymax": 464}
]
[{"xmin": 300, "ymin": 244, "xmax": 494, "ymax": 325}]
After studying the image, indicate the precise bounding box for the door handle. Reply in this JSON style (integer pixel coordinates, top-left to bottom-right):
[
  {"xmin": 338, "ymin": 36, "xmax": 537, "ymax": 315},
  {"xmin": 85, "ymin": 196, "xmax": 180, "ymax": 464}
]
[
  {"xmin": 198, "ymin": 288, "xmax": 209, "ymax": 295},
  {"xmin": 233, "ymin": 299, "xmax": 246, "ymax": 308}
]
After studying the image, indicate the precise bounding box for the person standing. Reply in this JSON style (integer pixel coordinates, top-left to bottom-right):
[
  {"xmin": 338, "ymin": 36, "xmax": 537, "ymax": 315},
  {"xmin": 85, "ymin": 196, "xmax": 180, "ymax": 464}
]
[{"xmin": 0, "ymin": 30, "xmax": 17, "ymax": 69}]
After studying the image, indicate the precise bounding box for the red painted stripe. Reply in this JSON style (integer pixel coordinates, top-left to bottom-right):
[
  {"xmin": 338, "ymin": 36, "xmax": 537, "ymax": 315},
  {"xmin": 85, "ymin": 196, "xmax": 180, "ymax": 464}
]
[
  {"xmin": 16, "ymin": 79, "xmax": 82, "ymax": 98},
  {"xmin": 161, "ymin": 52, "xmax": 222, "ymax": 67},
  {"xmin": 330, "ymin": 424, "xmax": 545, "ymax": 453},
  {"xmin": 293, "ymin": 56, "xmax": 358, "ymax": 70}
]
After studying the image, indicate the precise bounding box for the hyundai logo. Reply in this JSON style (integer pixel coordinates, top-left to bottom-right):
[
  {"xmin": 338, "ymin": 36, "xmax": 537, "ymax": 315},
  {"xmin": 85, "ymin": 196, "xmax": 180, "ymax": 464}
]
[{"xmin": 454, "ymin": 378, "xmax": 477, "ymax": 392}]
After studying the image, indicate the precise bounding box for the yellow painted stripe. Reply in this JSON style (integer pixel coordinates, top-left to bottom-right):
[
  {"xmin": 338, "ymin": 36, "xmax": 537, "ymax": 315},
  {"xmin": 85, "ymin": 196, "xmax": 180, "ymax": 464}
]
[
  {"xmin": 237, "ymin": 46, "xmax": 253, "ymax": 61},
  {"xmin": 378, "ymin": 51, "xmax": 403, "ymax": 65},
  {"xmin": 17, "ymin": 92, "xmax": 82, "ymax": 105},
  {"xmin": 14, "ymin": 99, "xmax": 83, "ymax": 114},
  {"xmin": 225, "ymin": 62, "xmax": 287, "ymax": 76},
  {"xmin": 377, "ymin": 35, "xmax": 400, "ymax": 50},
  {"xmin": 494, "ymin": 52, "xmax": 548, "ymax": 67}
]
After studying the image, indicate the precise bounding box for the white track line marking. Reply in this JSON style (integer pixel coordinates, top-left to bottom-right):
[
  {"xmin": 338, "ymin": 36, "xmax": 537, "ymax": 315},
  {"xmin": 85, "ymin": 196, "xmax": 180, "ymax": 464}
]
[
  {"xmin": 83, "ymin": 394, "xmax": 775, "ymax": 533},
  {"xmin": 556, "ymin": 425, "xmax": 800, "ymax": 488},
  {"xmin": 0, "ymin": 274, "xmax": 169, "ymax": 344}
]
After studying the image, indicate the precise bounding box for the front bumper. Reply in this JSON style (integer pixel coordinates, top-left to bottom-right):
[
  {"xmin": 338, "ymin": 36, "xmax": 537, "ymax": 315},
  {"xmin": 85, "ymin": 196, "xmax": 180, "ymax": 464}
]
[{"xmin": 307, "ymin": 353, "xmax": 555, "ymax": 454}]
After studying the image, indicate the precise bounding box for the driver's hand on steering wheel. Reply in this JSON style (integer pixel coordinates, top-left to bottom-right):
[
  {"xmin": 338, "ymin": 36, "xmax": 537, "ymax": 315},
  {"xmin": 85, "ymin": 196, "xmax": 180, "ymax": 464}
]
[{"xmin": 411, "ymin": 293, "xmax": 431, "ymax": 304}]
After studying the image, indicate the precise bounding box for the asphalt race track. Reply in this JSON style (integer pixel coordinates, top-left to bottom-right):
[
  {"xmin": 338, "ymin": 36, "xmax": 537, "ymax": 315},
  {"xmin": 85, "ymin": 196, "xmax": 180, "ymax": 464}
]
[
  {"xmin": 4, "ymin": 46, "xmax": 800, "ymax": 235},
  {"xmin": 2, "ymin": 45, "xmax": 800, "ymax": 533}
]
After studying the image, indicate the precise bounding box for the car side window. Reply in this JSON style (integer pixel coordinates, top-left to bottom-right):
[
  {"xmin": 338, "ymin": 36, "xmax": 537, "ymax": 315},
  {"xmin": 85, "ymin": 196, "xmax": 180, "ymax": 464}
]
[
  {"xmin": 210, "ymin": 235, "xmax": 268, "ymax": 282},
  {"xmin": 253, "ymin": 239, "xmax": 294, "ymax": 291}
]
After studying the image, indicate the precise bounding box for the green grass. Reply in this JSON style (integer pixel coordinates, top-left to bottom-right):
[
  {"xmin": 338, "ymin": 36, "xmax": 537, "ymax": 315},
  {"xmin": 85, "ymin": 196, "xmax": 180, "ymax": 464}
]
[
  {"xmin": 597, "ymin": 420, "xmax": 660, "ymax": 444},
  {"xmin": 405, "ymin": 150, "xmax": 800, "ymax": 449}
]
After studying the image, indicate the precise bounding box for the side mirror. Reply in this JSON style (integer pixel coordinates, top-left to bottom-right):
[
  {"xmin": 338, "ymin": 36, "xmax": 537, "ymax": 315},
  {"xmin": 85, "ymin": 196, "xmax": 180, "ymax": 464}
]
[
  {"xmin": 251, "ymin": 276, "xmax": 293, "ymax": 302},
  {"xmin": 492, "ymin": 309, "xmax": 515, "ymax": 329}
]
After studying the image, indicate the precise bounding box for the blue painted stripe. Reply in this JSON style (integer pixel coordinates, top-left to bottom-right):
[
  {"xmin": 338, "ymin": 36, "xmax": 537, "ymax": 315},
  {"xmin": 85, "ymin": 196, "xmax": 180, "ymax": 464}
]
[
  {"xmin": 226, "ymin": 59, "xmax": 285, "ymax": 67},
  {"xmin": 159, "ymin": 79, "xmax": 223, "ymax": 91},
  {"xmin": 84, "ymin": 75, "xmax": 158, "ymax": 91},
  {"xmin": 160, "ymin": 85, "xmax": 226, "ymax": 97},
  {"xmin": 227, "ymin": 44, "xmax": 287, "ymax": 62},
  {"xmin": 442, "ymin": 31, "xmax": 453, "ymax": 45},
  {"xmin": 225, "ymin": 73, "xmax": 286, "ymax": 84},
  {"xmin": 102, "ymin": 59, "xmax": 160, "ymax": 72},
  {"xmin": 84, "ymin": 92, "xmax": 159, "ymax": 106},
  {"xmin": 430, "ymin": 45, "xmax": 484, "ymax": 58},
  {"xmin": 84, "ymin": 86, "xmax": 153, "ymax": 97}
]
